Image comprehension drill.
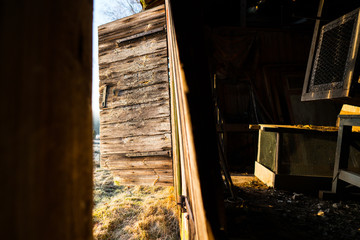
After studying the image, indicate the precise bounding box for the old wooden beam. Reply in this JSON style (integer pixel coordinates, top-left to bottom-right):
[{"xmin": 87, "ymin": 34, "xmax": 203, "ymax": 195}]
[{"xmin": 0, "ymin": 0, "xmax": 93, "ymax": 239}]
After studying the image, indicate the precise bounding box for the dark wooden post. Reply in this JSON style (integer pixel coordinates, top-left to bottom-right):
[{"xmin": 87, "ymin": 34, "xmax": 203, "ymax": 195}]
[{"xmin": 0, "ymin": 1, "xmax": 93, "ymax": 239}]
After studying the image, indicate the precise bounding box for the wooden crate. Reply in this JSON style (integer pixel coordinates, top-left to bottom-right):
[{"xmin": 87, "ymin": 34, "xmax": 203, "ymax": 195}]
[{"xmin": 253, "ymin": 124, "xmax": 338, "ymax": 193}]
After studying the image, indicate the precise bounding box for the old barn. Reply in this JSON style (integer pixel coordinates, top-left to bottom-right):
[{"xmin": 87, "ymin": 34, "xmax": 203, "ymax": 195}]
[
  {"xmin": 3, "ymin": 0, "xmax": 360, "ymax": 239},
  {"xmin": 97, "ymin": 0, "xmax": 360, "ymax": 239}
]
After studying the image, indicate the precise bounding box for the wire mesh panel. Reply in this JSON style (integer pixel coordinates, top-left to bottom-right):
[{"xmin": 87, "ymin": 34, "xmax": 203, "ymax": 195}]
[
  {"xmin": 302, "ymin": 8, "xmax": 360, "ymax": 102},
  {"xmin": 309, "ymin": 9, "xmax": 359, "ymax": 92}
]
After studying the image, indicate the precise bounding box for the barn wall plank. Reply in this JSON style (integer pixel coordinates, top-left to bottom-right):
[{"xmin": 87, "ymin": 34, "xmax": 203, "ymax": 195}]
[
  {"xmin": 98, "ymin": 5, "xmax": 165, "ymax": 43},
  {"xmin": 113, "ymin": 176, "xmax": 173, "ymax": 186},
  {"xmin": 99, "ymin": 33, "xmax": 166, "ymax": 62},
  {"xmin": 111, "ymin": 169, "xmax": 172, "ymax": 176},
  {"xmin": 102, "ymin": 156, "xmax": 172, "ymax": 170},
  {"xmin": 99, "ymin": 51, "xmax": 167, "ymax": 79},
  {"xmin": 100, "ymin": 101, "xmax": 170, "ymax": 124},
  {"xmin": 100, "ymin": 133, "xmax": 171, "ymax": 156},
  {"xmin": 100, "ymin": 68, "xmax": 168, "ymax": 91},
  {"xmin": 100, "ymin": 82, "xmax": 170, "ymax": 109},
  {"xmin": 100, "ymin": 116, "xmax": 170, "ymax": 138}
]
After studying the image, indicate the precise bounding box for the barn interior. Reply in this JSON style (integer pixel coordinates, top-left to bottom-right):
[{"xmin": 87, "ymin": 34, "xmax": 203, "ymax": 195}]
[
  {"xmin": 200, "ymin": 0, "xmax": 357, "ymax": 174},
  {"xmin": 166, "ymin": 0, "xmax": 360, "ymax": 238}
]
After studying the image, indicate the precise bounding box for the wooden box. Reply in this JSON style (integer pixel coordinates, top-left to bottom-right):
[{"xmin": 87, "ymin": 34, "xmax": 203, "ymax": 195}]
[{"xmin": 253, "ymin": 124, "xmax": 338, "ymax": 193}]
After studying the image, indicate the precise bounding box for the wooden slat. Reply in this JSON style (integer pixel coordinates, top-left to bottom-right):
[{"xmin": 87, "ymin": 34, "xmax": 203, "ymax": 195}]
[
  {"xmin": 100, "ymin": 101, "xmax": 170, "ymax": 124},
  {"xmin": 339, "ymin": 170, "xmax": 360, "ymax": 188},
  {"xmin": 99, "ymin": 67, "xmax": 167, "ymax": 89},
  {"xmin": 166, "ymin": 0, "xmax": 225, "ymax": 238},
  {"xmin": 100, "ymin": 82, "xmax": 170, "ymax": 109},
  {"xmin": 116, "ymin": 26, "xmax": 165, "ymax": 45},
  {"xmin": 111, "ymin": 169, "xmax": 172, "ymax": 176},
  {"xmin": 102, "ymin": 155, "xmax": 172, "ymax": 170},
  {"xmin": 100, "ymin": 134, "xmax": 171, "ymax": 154},
  {"xmin": 98, "ymin": 5, "xmax": 165, "ymax": 43},
  {"xmin": 113, "ymin": 175, "xmax": 173, "ymax": 186},
  {"xmin": 99, "ymin": 32, "xmax": 166, "ymax": 57},
  {"xmin": 100, "ymin": 117, "xmax": 170, "ymax": 139},
  {"xmin": 1, "ymin": 0, "xmax": 94, "ymax": 238},
  {"xmin": 166, "ymin": 1, "xmax": 213, "ymax": 239},
  {"xmin": 99, "ymin": 51, "xmax": 168, "ymax": 79},
  {"xmin": 99, "ymin": 33, "xmax": 166, "ymax": 64},
  {"xmin": 112, "ymin": 168, "xmax": 173, "ymax": 186}
]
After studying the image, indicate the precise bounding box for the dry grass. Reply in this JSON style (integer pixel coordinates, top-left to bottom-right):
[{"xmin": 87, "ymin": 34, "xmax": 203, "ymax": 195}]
[{"xmin": 93, "ymin": 168, "xmax": 180, "ymax": 240}]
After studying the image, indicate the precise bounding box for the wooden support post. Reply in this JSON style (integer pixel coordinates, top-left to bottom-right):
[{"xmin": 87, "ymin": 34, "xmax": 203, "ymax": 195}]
[
  {"xmin": 302, "ymin": 0, "xmax": 324, "ymax": 100},
  {"xmin": 166, "ymin": 0, "xmax": 226, "ymax": 238},
  {"xmin": 0, "ymin": 1, "xmax": 93, "ymax": 239},
  {"xmin": 332, "ymin": 125, "xmax": 351, "ymax": 193}
]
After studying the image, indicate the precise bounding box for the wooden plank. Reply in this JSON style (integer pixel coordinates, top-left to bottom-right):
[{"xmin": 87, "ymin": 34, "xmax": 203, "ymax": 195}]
[
  {"xmin": 254, "ymin": 161, "xmax": 275, "ymax": 187},
  {"xmin": 100, "ymin": 134, "xmax": 171, "ymax": 154},
  {"xmin": 166, "ymin": 1, "xmax": 218, "ymax": 239},
  {"xmin": 301, "ymin": 0, "xmax": 324, "ymax": 100},
  {"xmin": 100, "ymin": 101, "xmax": 170, "ymax": 124},
  {"xmin": 99, "ymin": 67, "xmax": 167, "ymax": 89},
  {"xmin": 1, "ymin": 0, "xmax": 93, "ymax": 238},
  {"xmin": 99, "ymin": 51, "xmax": 168, "ymax": 82},
  {"xmin": 110, "ymin": 169, "xmax": 172, "ymax": 176},
  {"xmin": 166, "ymin": 0, "xmax": 228, "ymax": 238},
  {"xmin": 116, "ymin": 26, "xmax": 165, "ymax": 45},
  {"xmin": 100, "ymin": 82, "xmax": 170, "ymax": 109},
  {"xmin": 99, "ymin": 33, "xmax": 166, "ymax": 64},
  {"xmin": 102, "ymin": 156, "xmax": 172, "ymax": 170},
  {"xmin": 99, "ymin": 51, "xmax": 167, "ymax": 75},
  {"xmin": 113, "ymin": 175, "xmax": 173, "ymax": 186},
  {"xmin": 258, "ymin": 124, "xmax": 338, "ymax": 132},
  {"xmin": 339, "ymin": 170, "xmax": 360, "ymax": 188},
  {"xmin": 112, "ymin": 168, "xmax": 173, "ymax": 186},
  {"xmin": 98, "ymin": 5, "xmax": 165, "ymax": 43},
  {"xmin": 100, "ymin": 116, "xmax": 170, "ymax": 139}
]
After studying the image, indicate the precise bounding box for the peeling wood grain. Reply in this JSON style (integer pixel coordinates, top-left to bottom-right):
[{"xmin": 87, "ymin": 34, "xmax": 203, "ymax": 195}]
[
  {"xmin": 100, "ymin": 82, "xmax": 169, "ymax": 109},
  {"xmin": 99, "ymin": 32, "xmax": 166, "ymax": 58},
  {"xmin": 102, "ymin": 155, "xmax": 172, "ymax": 170},
  {"xmin": 99, "ymin": 68, "xmax": 167, "ymax": 88},
  {"xmin": 100, "ymin": 134, "xmax": 171, "ymax": 155},
  {"xmin": 98, "ymin": 5, "xmax": 165, "ymax": 44},
  {"xmin": 99, "ymin": 51, "xmax": 167, "ymax": 78},
  {"xmin": 100, "ymin": 100, "xmax": 170, "ymax": 124},
  {"xmin": 100, "ymin": 116, "xmax": 170, "ymax": 139}
]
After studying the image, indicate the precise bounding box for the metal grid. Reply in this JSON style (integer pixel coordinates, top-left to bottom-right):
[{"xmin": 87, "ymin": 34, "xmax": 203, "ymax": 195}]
[{"xmin": 309, "ymin": 10, "xmax": 359, "ymax": 92}]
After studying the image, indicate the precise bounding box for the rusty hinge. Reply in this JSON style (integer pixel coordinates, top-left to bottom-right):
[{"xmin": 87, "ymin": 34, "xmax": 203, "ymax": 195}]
[
  {"xmin": 101, "ymin": 84, "xmax": 108, "ymax": 108},
  {"xmin": 177, "ymin": 195, "xmax": 194, "ymax": 221}
]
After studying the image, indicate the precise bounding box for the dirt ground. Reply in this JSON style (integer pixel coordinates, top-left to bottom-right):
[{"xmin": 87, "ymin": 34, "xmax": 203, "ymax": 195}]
[
  {"xmin": 94, "ymin": 141, "xmax": 360, "ymax": 239},
  {"xmin": 226, "ymin": 176, "xmax": 360, "ymax": 240}
]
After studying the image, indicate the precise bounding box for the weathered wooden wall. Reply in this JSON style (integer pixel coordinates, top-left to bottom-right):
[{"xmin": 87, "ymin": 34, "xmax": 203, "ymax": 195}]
[
  {"xmin": 166, "ymin": 0, "xmax": 226, "ymax": 239},
  {"xmin": 98, "ymin": 5, "xmax": 173, "ymax": 186},
  {"xmin": 0, "ymin": 0, "xmax": 93, "ymax": 239}
]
